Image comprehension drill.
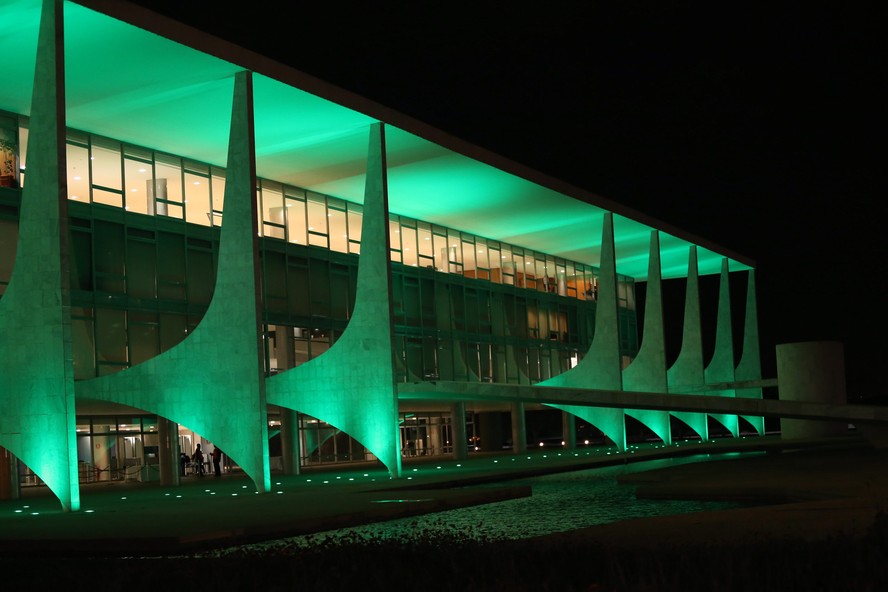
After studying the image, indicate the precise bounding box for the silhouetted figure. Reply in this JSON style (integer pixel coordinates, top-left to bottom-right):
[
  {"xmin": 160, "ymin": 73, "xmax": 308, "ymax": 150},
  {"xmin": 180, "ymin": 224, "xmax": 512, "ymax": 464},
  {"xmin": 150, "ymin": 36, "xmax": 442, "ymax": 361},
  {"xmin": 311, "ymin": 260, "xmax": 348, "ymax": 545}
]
[
  {"xmin": 179, "ymin": 452, "xmax": 188, "ymax": 477},
  {"xmin": 212, "ymin": 446, "xmax": 222, "ymax": 477},
  {"xmin": 192, "ymin": 444, "xmax": 204, "ymax": 477}
]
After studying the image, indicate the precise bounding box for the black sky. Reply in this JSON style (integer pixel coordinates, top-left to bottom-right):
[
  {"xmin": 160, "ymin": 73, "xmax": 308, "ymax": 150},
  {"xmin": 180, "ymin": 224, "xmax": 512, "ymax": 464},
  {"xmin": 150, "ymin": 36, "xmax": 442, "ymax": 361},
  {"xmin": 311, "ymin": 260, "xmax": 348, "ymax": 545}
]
[{"xmin": 133, "ymin": 1, "xmax": 885, "ymax": 398}]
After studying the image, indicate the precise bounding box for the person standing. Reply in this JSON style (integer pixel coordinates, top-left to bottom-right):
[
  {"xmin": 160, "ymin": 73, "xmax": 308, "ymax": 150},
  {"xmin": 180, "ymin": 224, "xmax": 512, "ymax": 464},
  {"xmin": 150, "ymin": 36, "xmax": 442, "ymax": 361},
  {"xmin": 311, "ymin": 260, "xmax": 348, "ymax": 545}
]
[
  {"xmin": 192, "ymin": 443, "xmax": 204, "ymax": 477},
  {"xmin": 212, "ymin": 445, "xmax": 222, "ymax": 477}
]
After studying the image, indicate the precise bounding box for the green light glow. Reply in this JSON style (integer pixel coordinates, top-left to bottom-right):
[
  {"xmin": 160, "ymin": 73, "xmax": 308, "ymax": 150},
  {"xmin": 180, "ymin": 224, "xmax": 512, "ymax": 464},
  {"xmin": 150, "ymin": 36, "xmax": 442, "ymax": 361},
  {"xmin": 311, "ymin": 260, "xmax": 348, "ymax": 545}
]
[
  {"xmin": 0, "ymin": 1, "xmax": 754, "ymax": 283},
  {"xmin": 0, "ymin": 0, "xmax": 79, "ymax": 512},
  {"xmin": 544, "ymin": 213, "xmax": 627, "ymax": 450},
  {"xmin": 76, "ymin": 71, "xmax": 272, "ymax": 493},
  {"xmin": 268, "ymin": 123, "xmax": 402, "ymax": 478}
]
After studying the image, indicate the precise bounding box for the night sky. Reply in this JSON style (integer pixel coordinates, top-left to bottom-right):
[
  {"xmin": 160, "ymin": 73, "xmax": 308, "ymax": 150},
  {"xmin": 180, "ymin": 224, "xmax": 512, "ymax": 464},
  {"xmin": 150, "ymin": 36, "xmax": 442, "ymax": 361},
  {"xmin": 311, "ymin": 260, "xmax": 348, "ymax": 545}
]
[{"xmin": 134, "ymin": 2, "xmax": 885, "ymax": 399}]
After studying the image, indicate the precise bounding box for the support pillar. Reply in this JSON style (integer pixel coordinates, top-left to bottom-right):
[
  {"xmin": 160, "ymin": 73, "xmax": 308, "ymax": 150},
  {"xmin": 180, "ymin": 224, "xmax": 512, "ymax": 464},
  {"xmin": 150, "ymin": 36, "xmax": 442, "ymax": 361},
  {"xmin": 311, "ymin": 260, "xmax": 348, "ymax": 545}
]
[
  {"xmin": 561, "ymin": 412, "xmax": 576, "ymax": 449},
  {"xmin": 157, "ymin": 418, "xmax": 179, "ymax": 486},
  {"xmin": 280, "ymin": 408, "xmax": 301, "ymax": 475},
  {"xmin": 511, "ymin": 402, "xmax": 527, "ymax": 453},
  {"xmin": 451, "ymin": 402, "xmax": 468, "ymax": 460}
]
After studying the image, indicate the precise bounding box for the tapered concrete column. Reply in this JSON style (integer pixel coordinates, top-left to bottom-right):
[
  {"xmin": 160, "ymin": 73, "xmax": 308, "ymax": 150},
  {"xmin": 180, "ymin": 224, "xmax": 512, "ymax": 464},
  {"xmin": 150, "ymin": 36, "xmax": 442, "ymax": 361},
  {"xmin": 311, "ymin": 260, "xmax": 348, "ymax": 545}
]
[
  {"xmin": 735, "ymin": 270, "xmax": 765, "ymax": 435},
  {"xmin": 76, "ymin": 71, "xmax": 272, "ymax": 494},
  {"xmin": 561, "ymin": 412, "xmax": 577, "ymax": 449},
  {"xmin": 704, "ymin": 259, "xmax": 739, "ymax": 437},
  {"xmin": 541, "ymin": 213, "xmax": 626, "ymax": 450},
  {"xmin": 667, "ymin": 246, "xmax": 709, "ymax": 440},
  {"xmin": 777, "ymin": 341, "xmax": 847, "ymax": 439},
  {"xmin": 0, "ymin": 0, "xmax": 79, "ymax": 511},
  {"xmin": 267, "ymin": 123, "xmax": 402, "ymax": 478},
  {"xmin": 622, "ymin": 231, "xmax": 672, "ymax": 444},
  {"xmin": 511, "ymin": 402, "xmax": 527, "ymax": 453},
  {"xmin": 451, "ymin": 402, "xmax": 468, "ymax": 460}
]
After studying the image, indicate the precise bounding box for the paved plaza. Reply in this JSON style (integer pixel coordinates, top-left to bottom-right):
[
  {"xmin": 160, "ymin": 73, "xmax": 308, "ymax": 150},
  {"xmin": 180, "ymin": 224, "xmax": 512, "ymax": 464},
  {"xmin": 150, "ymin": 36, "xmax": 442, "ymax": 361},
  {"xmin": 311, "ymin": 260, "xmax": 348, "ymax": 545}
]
[{"xmin": 0, "ymin": 434, "xmax": 881, "ymax": 558}]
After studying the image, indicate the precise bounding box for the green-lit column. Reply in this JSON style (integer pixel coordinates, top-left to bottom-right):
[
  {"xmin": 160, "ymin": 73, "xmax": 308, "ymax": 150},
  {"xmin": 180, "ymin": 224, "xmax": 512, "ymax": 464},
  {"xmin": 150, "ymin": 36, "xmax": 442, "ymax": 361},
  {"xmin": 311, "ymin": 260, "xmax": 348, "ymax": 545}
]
[
  {"xmin": 0, "ymin": 0, "xmax": 79, "ymax": 511},
  {"xmin": 666, "ymin": 246, "xmax": 709, "ymax": 440},
  {"xmin": 622, "ymin": 231, "xmax": 672, "ymax": 444},
  {"xmin": 735, "ymin": 270, "xmax": 765, "ymax": 435},
  {"xmin": 541, "ymin": 213, "xmax": 626, "ymax": 450},
  {"xmin": 267, "ymin": 123, "xmax": 402, "ymax": 478},
  {"xmin": 704, "ymin": 259, "xmax": 740, "ymax": 437},
  {"xmin": 76, "ymin": 71, "xmax": 271, "ymax": 493}
]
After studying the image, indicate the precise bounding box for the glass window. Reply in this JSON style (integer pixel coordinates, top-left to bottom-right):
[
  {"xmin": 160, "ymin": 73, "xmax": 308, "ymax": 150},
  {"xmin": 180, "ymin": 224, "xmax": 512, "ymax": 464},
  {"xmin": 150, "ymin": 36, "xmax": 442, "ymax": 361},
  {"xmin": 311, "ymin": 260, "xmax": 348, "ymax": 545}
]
[
  {"xmin": 500, "ymin": 246, "xmax": 514, "ymax": 285},
  {"xmin": 92, "ymin": 187, "xmax": 123, "ymax": 208},
  {"xmin": 160, "ymin": 313, "xmax": 187, "ymax": 351},
  {"xmin": 462, "ymin": 235, "xmax": 475, "ymax": 276},
  {"xmin": 95, "ymin": 307, "xmax": 127, "ymax": 365},
  {"xmin": 389, "ymin": 217, "xmax": 401, "ymax": 250},
  {"xmin": 401, "ymin": 224, "xmax": 417, "ymax": 266},
  {"xmin": 124, "ymin": 157, "xmax": 152, "ymax": 215},
  {"xmin": 210, "ymin": 171, "xmax": 226, "ymax": 225},
  {"xmin": 187, "ymin": 248, "xmax": 214, "ymax": 305},
  {"xmin": 153, "ymin": 155, "xmax": 183, "ymax": 202},
  {"xmin": 66, "ymin": 143, "xmax": 89, "ymax": 202},
  {"xmin": 307, "ymin": 192, "xmax": 328, "ymax": 247},
  {"xmin": 286, "ymin": 197, "xmax": 307, "ymax": 245},
  {"xmin": 432, "ymin": 229, "xmax": 448, "ymax": 272},
  {"xmin": 185, "ymin": 171, "xmax": 211, "ymax": 226},
  {"xmin": 261, "ymin": 181, "xmax": 285, "ymax": 225},
  {"xmin": 126, "ymin": 237, "xmax": 156, "ymax": 298},
  {"xmin": 91, "ymin": 139, "xmax": 121, "ymax": 191},
  {"xmin": 417, "ymin": 222, "xmax": 432, "ymax": 258},
  {"xmin": 487, "ymin": 241, "xmax": 501, "ymax": 283},
  {"xmin": 347, "ymin": 204, "xmax": 362, "ymax": 253},
  {"xmin": 128, "ymin": 313, "xmax": 159, "ymax": 366},
  {"xmin": 329, "ymin": 207, "xmax": 347, "ymax": 253}
]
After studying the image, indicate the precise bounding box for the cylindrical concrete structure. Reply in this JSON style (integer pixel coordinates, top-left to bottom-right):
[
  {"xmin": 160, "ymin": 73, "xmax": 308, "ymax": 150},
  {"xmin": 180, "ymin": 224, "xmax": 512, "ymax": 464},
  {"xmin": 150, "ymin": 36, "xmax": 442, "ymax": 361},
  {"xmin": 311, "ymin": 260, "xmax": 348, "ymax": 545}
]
[
  {"xmin": 451, "ymin": 402, "xmax": 468, "ymax": 460},
  {"xmin": 511, "ymin": 402, "xmax": 527, "ymax": 453},
  {"xmin": 776, "ymin": 341, "xmax": 847, "ymax": 439}
]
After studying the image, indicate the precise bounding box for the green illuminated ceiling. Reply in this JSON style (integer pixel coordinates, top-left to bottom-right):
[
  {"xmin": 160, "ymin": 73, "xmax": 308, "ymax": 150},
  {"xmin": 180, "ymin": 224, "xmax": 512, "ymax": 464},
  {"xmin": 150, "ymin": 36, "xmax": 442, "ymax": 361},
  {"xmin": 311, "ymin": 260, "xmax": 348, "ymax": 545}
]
[{"xmin": 0, "ymin": 0, "xmax": 753, "ymax": 280}]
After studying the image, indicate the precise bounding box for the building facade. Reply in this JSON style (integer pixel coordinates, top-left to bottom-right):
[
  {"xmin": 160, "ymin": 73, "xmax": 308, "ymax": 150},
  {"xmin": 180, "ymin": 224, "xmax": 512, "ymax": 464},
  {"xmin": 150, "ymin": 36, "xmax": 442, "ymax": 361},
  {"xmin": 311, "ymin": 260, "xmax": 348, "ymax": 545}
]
[{"xmin": 0, "ymin": 0, "xmax": 763, "ymax": 511}]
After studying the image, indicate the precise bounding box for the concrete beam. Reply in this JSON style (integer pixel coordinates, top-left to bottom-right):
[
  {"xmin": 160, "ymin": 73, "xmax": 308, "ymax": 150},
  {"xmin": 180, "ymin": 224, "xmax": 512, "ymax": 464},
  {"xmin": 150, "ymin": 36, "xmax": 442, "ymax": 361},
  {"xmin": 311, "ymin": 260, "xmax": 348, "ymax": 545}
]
[{"xmin": 398, "ymin": 381, "xmax": 888, "ymax": 425}]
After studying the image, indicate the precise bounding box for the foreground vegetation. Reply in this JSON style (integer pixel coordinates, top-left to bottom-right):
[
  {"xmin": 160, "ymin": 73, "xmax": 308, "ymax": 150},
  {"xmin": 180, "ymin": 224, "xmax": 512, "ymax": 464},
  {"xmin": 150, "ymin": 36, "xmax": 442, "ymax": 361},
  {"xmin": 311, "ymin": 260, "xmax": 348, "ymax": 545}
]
[{"xmin": 6, "ymin": 512, "xmax": 888, "ymax": 591}]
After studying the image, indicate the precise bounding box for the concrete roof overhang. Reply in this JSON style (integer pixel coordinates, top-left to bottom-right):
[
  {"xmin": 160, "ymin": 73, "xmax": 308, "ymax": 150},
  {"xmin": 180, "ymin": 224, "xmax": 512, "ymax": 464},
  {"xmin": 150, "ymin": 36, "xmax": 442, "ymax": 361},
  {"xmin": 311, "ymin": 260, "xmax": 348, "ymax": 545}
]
[{"xmin": 0, "ymin": 0, "xmax": 754, "ymax": 281}]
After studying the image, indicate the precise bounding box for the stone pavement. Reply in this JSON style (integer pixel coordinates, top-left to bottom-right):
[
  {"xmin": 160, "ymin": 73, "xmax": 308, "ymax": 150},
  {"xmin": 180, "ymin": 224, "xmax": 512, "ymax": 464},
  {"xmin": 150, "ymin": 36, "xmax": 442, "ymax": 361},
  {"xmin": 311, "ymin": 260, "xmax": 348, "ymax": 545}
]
[{"xmin": 0, "ymin": 434, "xmax": 878, "ymax": 557}]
